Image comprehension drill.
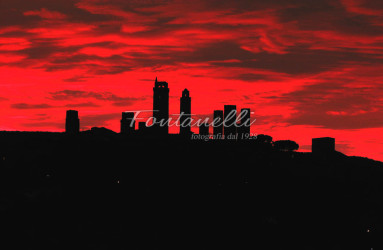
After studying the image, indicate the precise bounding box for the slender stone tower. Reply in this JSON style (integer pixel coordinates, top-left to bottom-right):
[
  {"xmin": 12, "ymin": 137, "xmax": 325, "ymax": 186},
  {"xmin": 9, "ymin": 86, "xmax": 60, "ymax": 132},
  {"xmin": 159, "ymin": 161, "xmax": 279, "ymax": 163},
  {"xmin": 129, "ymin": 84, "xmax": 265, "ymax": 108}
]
[
  {"xmin": 153, "ymin": 77, "xmax": 169, "ymax": 135},
  {"xmin": 180, "ymin": 89, "xmax": 191, "ymax": 136}
]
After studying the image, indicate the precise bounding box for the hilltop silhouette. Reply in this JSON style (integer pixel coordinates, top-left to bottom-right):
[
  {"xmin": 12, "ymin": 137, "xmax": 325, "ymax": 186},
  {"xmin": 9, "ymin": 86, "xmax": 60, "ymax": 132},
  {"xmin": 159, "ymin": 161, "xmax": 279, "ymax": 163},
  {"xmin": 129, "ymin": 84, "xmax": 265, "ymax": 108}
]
[{"xmin": 0, "ymin": 78, "xmax": 382, "ymax": 250}]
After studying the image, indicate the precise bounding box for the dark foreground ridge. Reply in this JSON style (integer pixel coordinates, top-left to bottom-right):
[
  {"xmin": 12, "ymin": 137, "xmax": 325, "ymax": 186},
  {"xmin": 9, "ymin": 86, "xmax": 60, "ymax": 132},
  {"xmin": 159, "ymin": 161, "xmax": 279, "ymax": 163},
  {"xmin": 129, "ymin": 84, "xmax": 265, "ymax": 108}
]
[{"xmin": 0, "ymin": 130, "xmax": 382, "ymax": 250}]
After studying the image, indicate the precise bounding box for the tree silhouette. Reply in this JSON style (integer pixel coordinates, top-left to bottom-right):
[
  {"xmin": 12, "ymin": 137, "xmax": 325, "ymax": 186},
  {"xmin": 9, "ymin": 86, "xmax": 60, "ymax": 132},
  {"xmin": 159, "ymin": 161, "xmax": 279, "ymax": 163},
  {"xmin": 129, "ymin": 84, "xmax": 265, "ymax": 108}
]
[
  {"xmin": 256, "ymin": 134, "xmax": 273, "ymax": 144},
  {"xmin": 273, "ymin": 140, "xmax": 299, "ymax": 151}
]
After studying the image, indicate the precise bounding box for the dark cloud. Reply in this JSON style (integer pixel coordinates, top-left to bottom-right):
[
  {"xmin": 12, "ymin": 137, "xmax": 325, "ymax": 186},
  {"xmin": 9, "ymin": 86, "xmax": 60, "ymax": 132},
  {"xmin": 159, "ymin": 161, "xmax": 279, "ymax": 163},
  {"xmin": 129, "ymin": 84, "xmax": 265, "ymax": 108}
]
[
  {"xmin": 17, "ymin": 39, "xmax": 67, "ymax": 60},
  {"xmin": 63, "ymin": 75, "xmax": 92, "ymax": 82},
  {"xmin": 231, "ymin": 73, "xmax": 282, "ymax": 82},
  {"xmin": 29, "ymin": 114, "xmax": 50, "ymax": 121},
  {"xmin": 268, "ymin": 81, "xmax": 383, "ymax": 129},
  {"xmin": 81, "ymin": 113, "xmax": 121, "ymax": 129},
  {"xmin": 17, "ymin": 41, "xmax": 126, "ymax": 65},
  {"xmin": 3, "ymin": 0, "xmax": 383, "ymax": 77},
  {"xmin": 286, "ymin": 110, "xmax": 383, "ymax": 129},
  {"xmin": 277, "ymin": 0, "xmax": 383, "ymax": 35},
  {"xmin": 65, "ymin": 102, "xmax": 100, "ymax": 108},
  {"xmin": 11, "ymin": 103, "xmax": 54, "ymax": 109},
  {"xmin": 76, "ymin": 40, "xmax": 379, "ymax": 75},
  {"xmin": 212, "ymin": 45, "xmax": 383, "ymax": 75},
  {"xmin": 51, "ymin": 54, "xmax": 108, "ymax": 64},
  {"xmin": 21, "ymin": 121, "xmax": 63, "ymax": 129},
  {"xmin": 361, "ymin": 1, "xmax": 383, "ymax": 9},
  {"xmin": 91, "ymin": 65, "xmax": 132, "ymax": 75},
  {"xmin": 49, "ymin": 90, "xmax": 146, "ymax": 103},
  {"xmin": 180, "ymin": 42, "xmax": 255, "ymax": 64},
  {"xmin": 43, "ymin": 54, "xmax": 132, "ymax": 74},
  {"xmin": 0, "ymin": 0, "xmax": 116, "ymax": 28},
  {"xmin": 218, "ymin": 89, "xmax": 235, "ymax": 92},
  {"xmin": 112, "ymin": 101, "xmax": 138, "ymax": 107},
  {"xmin": 251, "ymin": 114, "xmax": 285, "ymax": 126}
]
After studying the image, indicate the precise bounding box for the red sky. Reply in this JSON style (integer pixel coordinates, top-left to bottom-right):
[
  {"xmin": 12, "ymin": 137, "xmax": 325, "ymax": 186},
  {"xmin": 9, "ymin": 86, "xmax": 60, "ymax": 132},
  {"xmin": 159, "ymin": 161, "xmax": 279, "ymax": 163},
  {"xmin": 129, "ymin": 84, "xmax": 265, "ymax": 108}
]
[{"xmin": 1, "ymin": 0, "xmax": 383, "ymax": 161}]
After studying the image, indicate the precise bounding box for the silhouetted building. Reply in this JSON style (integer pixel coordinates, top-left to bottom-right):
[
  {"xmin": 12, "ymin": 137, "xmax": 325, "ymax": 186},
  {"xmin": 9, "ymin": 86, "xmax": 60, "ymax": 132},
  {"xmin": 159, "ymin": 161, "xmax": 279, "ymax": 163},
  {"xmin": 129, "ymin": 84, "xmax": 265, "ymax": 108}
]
[
  {"xmin": 89, "ymin": 127, "xmax": 117, "ymax": 136},
  {"xmin": 238, "ymin": 108, "xmax": 251, "ymax": 139},
  {"xmin": 153, "ymin": 77, "xmax": 169, "ymax": 135},
  {"xmin": 120, "ymin": 112, "xmax": 135, "ymax": 134},
  {"xmin": 65, "ymin": 110, "xmax": 79, "ymax": 134},
  {"xmin": 213, "ymin": 110, "xmax": 224, "ymax": 139},
  {"xmin": 180, "ymin": 89, "xmax": 191, "ymax": 136},
  {"xmin": 139, "ymin": 122, "xmax": 146, "ymax": 131},
  {"xmin": 224, "ymin": 105, "xmax": 237, "ymax": 139},
  {"xmin": 312, "ymin": 137, "xmax": 335, "ymax": 155},
  {"xmin": 199, "ymin": 122, "xmax": 209, "ymax": 136},
  {"xmin": 138, "ymin": 122, "xmax": 147, "ymax": 134}
]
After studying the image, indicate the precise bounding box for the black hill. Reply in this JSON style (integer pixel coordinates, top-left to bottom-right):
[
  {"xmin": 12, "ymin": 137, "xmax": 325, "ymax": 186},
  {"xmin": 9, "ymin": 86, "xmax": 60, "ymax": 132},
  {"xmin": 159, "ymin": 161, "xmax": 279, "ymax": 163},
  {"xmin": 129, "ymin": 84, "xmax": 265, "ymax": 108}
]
[{"xmin": 0, "ymin": 130, "xmax": 382, "ymax": 250}]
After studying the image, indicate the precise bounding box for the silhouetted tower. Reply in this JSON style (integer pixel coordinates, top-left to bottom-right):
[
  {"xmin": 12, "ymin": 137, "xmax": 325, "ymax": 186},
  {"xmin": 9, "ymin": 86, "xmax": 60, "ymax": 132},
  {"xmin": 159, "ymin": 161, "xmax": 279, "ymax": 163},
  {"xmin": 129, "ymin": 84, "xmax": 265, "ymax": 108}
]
[
  {"xmin": 224, "ymin": 105, "xmax": 237, "ymax": 139},
  {"xmin": 153, "ymin": 77, "xmax": 169, "ymax": 134},
  {"xmin": 180, "ymin": 89, "xmax": 191, "ymax": 135},
  {"xmin": 199, "ymin": 122, "xmax": 209, "ymax": 136},
  {"xmin": 213, "ymin": 110, "xmax": 224, "ymax": 139},
  {"xmin": 238, "ymin": 108, "xmax": 251, "ymax": 139},
  {"xmin": 65, "ymin": 110, "xmax": 79, "ymax": 134},
  {"xmin": 120, "ymin": 112, "xmax": 135, "ymax": 134},
  {"xmin": 312, "ymin": 137, "xmax": 335, "ymax": 155}
]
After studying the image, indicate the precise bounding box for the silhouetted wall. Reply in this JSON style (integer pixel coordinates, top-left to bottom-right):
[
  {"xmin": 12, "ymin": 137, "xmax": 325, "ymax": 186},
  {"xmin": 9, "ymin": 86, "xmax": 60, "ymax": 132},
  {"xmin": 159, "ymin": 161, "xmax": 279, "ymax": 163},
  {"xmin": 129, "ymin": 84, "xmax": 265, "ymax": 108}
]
[
  {"xmin": 213, "ymin": 110, "xmax": 224, "ymax": 139},
  {"xmin": 199, "ymin": 122, "xmax": 209, "ymax": 136}
]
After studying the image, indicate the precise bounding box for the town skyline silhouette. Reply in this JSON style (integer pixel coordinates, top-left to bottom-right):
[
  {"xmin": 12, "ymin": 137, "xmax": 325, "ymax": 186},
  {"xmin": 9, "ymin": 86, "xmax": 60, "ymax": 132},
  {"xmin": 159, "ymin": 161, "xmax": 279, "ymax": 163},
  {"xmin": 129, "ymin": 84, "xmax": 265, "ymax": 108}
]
[
  {"xmin": 0, "ymin": 77, "xmax": 382, "ymax": 250},
  {"xmin": 57, "ymin": 77, "xmax": 338, "ymax": 156},
  {"xmin": 65, "ymin": 78, "xmax": 256, "ymax": 138}
]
